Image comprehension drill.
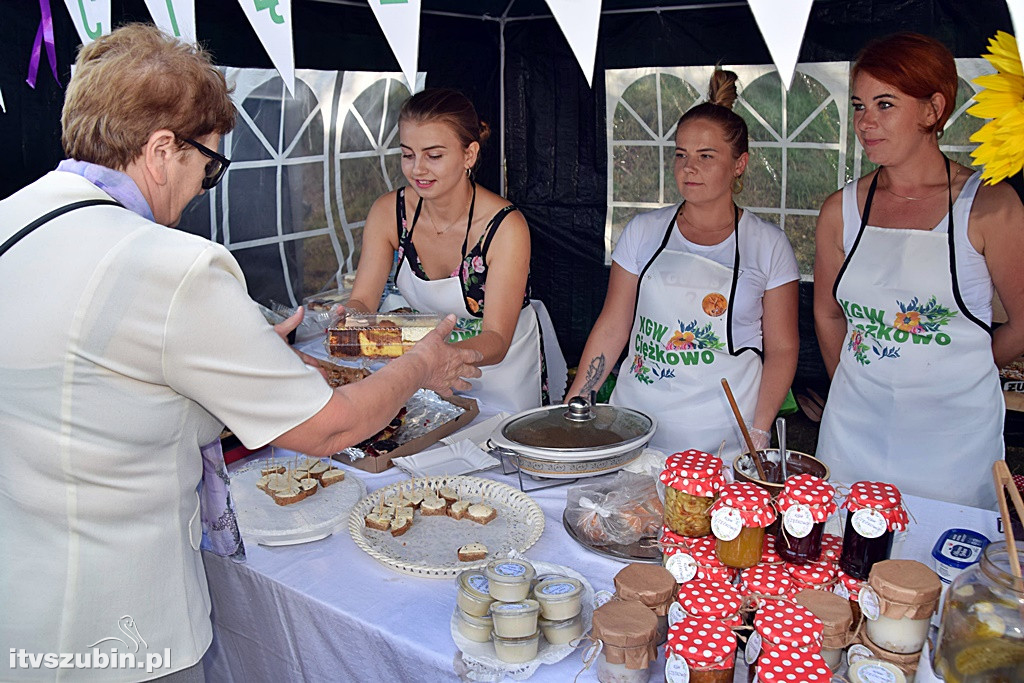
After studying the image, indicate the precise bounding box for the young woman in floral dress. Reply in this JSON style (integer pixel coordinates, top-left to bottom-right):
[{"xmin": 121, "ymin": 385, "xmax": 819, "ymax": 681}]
[
  {"xmin": 814, "ymin": 33, "xmax": 1024, "ymax": 509},
  {"xmin": 347, "ymin": 88, "xmax": 549, "ymax": 412}
]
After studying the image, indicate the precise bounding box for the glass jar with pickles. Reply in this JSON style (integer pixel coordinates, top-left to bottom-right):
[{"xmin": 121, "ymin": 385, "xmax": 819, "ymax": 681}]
[
  {"xmin": 710, "ymin": 482, "xmax": 776, "ymax": 570},
  {"xmin": 839, "ymin": 481, "xmax": 908, "ymax": 581},
  {"xmin": 660, "ymin": 450, "xmax": 725, "ymax": 538},
  {"xmin": 934, "ymin": 541, "xmax": 1024, "ymax": 682},
  {"xmin": 774, "ymin": 474, "xmax": 837, "ymax": 565}
]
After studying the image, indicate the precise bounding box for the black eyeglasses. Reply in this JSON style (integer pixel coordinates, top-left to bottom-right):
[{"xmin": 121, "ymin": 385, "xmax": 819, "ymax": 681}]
[{"xmin": 182, "ymin": 137, "xmax": 231, "ymax": 190}]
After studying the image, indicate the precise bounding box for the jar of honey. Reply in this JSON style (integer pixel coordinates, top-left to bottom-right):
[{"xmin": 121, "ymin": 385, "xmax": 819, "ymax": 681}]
[
  {"xmin": 774, "ymin": 474, "xmax": 837, "ymax": 565},
  {"xmin": 840, "ymin": 481, "xmax": 908, "ymax": 581},
  {"xmin": 660, "ymin": 449, "xmax": 725, "ymax": 538},
  {"xmin": 710, "ymin": 482, "xmax": 776, "ymax": 570},
  {"xmin": 664, "ymin": 617, "xmax": 736, "ymax": 683}
]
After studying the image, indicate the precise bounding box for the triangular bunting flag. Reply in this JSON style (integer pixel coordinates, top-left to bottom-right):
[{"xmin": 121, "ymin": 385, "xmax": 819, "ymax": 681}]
[
  {"xmin": 238, "ymin": 0, "xmax": 295, "ymax": 96},
  {"xmin": 748, "ymin": 0, "xmax": 814, "ymax": 89},
  {"xmin": 0, "ymin": 87, "xmax": 6, "ymax": 114},
  {"xmin": 1007, "ymin": 0, "xmax": 1024, "ymax": 67},
  {"xmin": 367, "ymin": 0, "xmax": 422, "ymax": 91},
  {"xmin": 144, "ymin": 0, "xmax": 196, "ymax": 43},
  {"xmin": 544, "ymin": 0, "xmax": 602, "ymax": 87},
  {"xmin": 62, "ymin": 0, "xmax": 111, "ymax": 45}
]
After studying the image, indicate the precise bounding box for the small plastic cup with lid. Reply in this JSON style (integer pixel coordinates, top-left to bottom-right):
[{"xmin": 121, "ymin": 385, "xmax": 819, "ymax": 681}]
[
  {"xmin": 751, "ymin": 647, "xmax": 831, "ymax": 683},
  {"xmin": 533, "ymin": 576, "xmax": 583, "ymax": 621},
  {"xmin": 613, "ymin": 563, "xmax": 676, "ymax": 644},
  {"xmin": 862, "ymin": 559, "xmax": 941, "ymax": 654},
  {"xmin": 455, "ymin": 609, "xmax": 493, "ymax": 643},
  {"xmin": 774, "ymin": 474, "xmax": 837, "ymax": 565},
  {"xmin": 840, "ymin": 481, "xmax": 908, "ymax": 581},
  {"xmin": 456, "ymin": 569, "xmax": 494, "ymax": 617},
  {"xmin": 794, "ymin": 588, "xmax": 855, "ymax": 670},
  {"xmin": 676, "ymin": 579, "xmax": 744, "ymax": 628},
  {"xmin": 492, "ymin": 630, "xmax": 540, "ymax": 663},
  {"xmin": 538, "ymin": 613, "xmax": 583, "ymax": 645},
  {"xmin": 660, "ymin": 449, "xmax": 725, "ymax": 538},
  {"xmin": 490, "ymin": 599, "xmax": 541, "ymax": 638},
  {"xmin": 709, "ymin": 482, "xmax": 777, "ymax": 570},
  {"xmin": 484, "ymin": 558, "xmax": 536, "ymax": 603},
  {"xmin": 664, "ymin": 616, "xmax": 737, "ymax": 683},
  {"xmin": 590, "ymin": 599, "xmax": 658, "ymax": 683}
]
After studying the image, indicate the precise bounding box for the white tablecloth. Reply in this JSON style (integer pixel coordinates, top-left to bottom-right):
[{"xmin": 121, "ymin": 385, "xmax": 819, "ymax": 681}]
[{"xmin": 201, "ymin": 419, "xmax": 1000, "ymax": 682}]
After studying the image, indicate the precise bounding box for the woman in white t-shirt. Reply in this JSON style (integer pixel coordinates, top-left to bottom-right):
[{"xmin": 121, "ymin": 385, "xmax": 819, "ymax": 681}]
[{"xmin": 567, "ymin": 70, "xmax": 799, "ymax": 456}]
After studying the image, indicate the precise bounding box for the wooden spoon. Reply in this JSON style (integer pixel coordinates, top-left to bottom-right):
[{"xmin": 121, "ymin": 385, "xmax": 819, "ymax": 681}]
[{"xmin": 721, "ymin": 378, "xmax": 768, "ymax": 482}]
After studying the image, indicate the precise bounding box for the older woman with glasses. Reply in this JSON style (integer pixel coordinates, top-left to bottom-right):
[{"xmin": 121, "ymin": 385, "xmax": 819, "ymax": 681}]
[{"xmin": 0, "ymin": 23, "xmax": 479, "ymax": 682}]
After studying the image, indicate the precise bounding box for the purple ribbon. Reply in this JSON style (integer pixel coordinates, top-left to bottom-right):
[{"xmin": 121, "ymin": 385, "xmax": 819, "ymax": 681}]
[{"xmin": 27, "ymin": 0, "xmax": 60, "ymax": 89}]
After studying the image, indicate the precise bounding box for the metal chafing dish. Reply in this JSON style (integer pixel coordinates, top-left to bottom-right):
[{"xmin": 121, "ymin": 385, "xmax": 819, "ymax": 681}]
[{"xmin": 488, "ymin": 397, "xmax": 657, "ymax": 483}]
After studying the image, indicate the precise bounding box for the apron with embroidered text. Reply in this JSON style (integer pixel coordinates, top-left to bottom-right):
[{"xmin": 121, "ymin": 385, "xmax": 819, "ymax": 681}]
[
  {"xmin": 611, "ymin": 205, "xmax": 762, "ymax": 456},
  {"xmin": 817, "ymin": 167, "xmax": 1003, "ymax": 509}
]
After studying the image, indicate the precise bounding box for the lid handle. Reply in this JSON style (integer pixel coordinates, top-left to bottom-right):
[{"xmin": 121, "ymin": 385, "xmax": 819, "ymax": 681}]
[{"xmin": 564, "ymin": 396, "xmax": 596, "ymax": 422}]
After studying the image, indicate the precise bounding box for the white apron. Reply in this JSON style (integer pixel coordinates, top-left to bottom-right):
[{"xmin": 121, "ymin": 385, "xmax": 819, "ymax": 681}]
[
  {"xmin": 611, "ymin": 206, "xmax": 762, "ymax": 456},
  {"xmin": 395, "ymin": 220, "xmax": 543, "ymax": 413},
  {"xmin": 817, "ymin": 166, "xmax": 1003, "ymax": 509}
]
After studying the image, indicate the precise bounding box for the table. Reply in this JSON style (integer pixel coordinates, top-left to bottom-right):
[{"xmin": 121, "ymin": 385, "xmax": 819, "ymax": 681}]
[{"xmin": 201, "ymin": 426, "xmax": 1000, "ymax": 682}]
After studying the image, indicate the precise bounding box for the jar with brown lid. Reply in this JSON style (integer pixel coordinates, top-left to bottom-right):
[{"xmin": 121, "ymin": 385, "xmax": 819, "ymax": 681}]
[
  {"xmin": 794, "ymin": 588, "xmax": 855, "ymax": 670},
  {"xmin": 710, "ymin": 482, "xmax": 776, "ymax": 570},
  {"xmin": 863, "ymin": 559, "xmax": 941, "ymax": 655},
  {"xmin": 664, "ymin": 617, "xmax": 736, "ymax": 683},
  {"xmin": 660, "ymin": 450, "xmax": 724, "ymax": 538},
  {"xmin": 591, "ymin": 599, "xmax": 658, "ymax": 683},
  {"xmin": 614, "ymin": 563, "xmax": 676, "ymax": 644}
]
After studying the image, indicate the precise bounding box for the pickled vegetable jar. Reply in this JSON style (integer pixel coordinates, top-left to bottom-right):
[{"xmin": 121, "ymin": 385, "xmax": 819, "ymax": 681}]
[
  {"xmin": 775, "ymin": 474, "xmax": 837, "ymax": 565},
  {"xmin": 840, "ymin": 481, "xmax": 908, "ymax": 581},
  {"xmin": 710, "ymin": 482, "xmax": 776, "ymax": 570},
  {"xmin": 664, "ymin": 617, "xmax": 736, "ymax": 683},
  {"xmin": 933, "ymin": 541, "xmax": 1024, "ymax": 682},
  {"xmin": 660, "ymin": 450, "xmax": 725, "ymax": 538}
]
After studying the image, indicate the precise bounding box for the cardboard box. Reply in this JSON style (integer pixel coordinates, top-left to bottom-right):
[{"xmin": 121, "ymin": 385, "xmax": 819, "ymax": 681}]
[{"xmin": 336, "ymin": 394, "xmax": 480, "ymax": 474}]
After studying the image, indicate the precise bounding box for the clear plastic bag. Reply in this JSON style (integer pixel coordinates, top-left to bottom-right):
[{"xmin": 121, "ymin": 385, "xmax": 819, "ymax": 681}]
[{"xmin": 565, "ymin": 471, "xmax": 663, "ymax": 546}]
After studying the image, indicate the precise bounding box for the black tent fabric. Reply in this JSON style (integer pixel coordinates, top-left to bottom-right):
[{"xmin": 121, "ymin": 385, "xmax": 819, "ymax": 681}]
[{"xmin": 0, "ymin": 0, "xmax": 1016, "ymax": 392}]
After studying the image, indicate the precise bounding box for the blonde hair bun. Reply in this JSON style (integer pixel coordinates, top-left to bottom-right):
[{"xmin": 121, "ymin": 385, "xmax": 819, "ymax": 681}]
[{"xmin": 707, "ymin": 69, "xmax": 739, "ymax": 110}]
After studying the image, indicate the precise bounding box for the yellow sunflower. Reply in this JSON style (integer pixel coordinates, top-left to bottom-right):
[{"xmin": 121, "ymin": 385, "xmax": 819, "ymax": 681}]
[{"xmin": 968, "ymin": 31, "xmax": 1024, "ymax": 184}]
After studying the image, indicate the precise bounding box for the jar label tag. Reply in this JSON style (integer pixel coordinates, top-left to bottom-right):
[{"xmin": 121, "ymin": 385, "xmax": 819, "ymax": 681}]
[
  {"xmin": 593, "ymin": 590, "xmax": 614, "ymax": 609},
  {"xmin": 833, "ymin": 582, "xmax": 851, "ymax": 600},
  {"xmin": 846, "ymin": 643, "xmax": 872, "ymax": 667},
  {"xmin": 783, "ymin": 504, "xmax": 814, "ymax": 538},
  {"xmin": 852, "ymin": 508, "xmax": 887, "ymax": 538},
  {"xmin": 711, "ymin": 507, "xmax": 743, "ymax": 541},
  {"xmin": 859, "ymin": 585, "xmax": 881, "ymax": 620},
  {"xmin": 745, "ymin": 631, "xmax": 762, "ymax": 665},
  {"xmin": 852, "ymin": 662, "xmax": 899, "ymax": 683},
  {"xmin": 668, "ymin": 601, "xmax": 685, "ymax": 627},
  {"xmin": 665, "ymin": 653, "xmax": 690, "ymax": 683},
  {"xmin": 722, "ymin": 467, "xmax": 735, "ymax": 485},
  {"xmin": 666, "ymin": 552, "xmax": 698, "ymax": 583},
  {"xmin": 582, "ymin": 639, "xmax": 604, "ymax": 666}
]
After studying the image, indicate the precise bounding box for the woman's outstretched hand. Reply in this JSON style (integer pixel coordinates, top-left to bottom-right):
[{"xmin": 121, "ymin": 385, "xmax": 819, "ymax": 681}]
[{"xmin": 406, "ymin": 314, "xmax": 483, "ymax": 396}]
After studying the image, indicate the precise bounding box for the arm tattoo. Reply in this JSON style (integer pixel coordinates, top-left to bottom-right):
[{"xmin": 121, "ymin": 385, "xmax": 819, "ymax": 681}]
[{"xmin": 579, "ymin": 354, "xmax": 606, "ymax": 395}]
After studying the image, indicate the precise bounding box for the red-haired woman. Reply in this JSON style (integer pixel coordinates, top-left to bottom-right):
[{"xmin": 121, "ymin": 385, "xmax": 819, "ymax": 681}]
[{"xmin": 814, "ymin": 33, "xmax": 1024, "ymax": 509}]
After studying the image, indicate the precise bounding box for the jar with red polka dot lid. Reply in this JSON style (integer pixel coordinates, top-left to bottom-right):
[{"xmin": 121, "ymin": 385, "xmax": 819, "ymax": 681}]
[
  {"xmin": 744, "ymin": 600, "xmax": 824, "ymax": 683},
  {"xmin": 661, "ymin": 531, "xmax": 737, "ymax": 586},
  {"xmin": 840, "ymin": 481, "xmax": 908, "ymax": 580},
  {"xmin": 751, "ymin": 647, "xmax": 831, "ymax": 683},
  {"xmin": 786, "ymin": 558, "xmax": 837, "ymax": 593},
  {"xmin": 760, "ymin": 534, "xmax": 784, "ymax": 566},
  {"xmin": 710, "ymin": 482, "xmax": 777, "ymax": 570},
  {"xmin": 676, "ymin": 579, "xmax": 744, "ymax": 628},
  {"xmin": 821, "ymin": 533, "xmax": 844, "ymax": 562},
  {"xmin": 660, "ymin": 450, "xmax": 725, "ymax": 538},
  {"xmin": 664, "ymin": 617, "xmax": 736, "ymax": 683},
  {"xmin": 775, "ymin": 474, "xmax": 837, "ymax": 565},
  {"xmin": 740, "ymin": 565, "xmax": 795, "ymax": 608}
]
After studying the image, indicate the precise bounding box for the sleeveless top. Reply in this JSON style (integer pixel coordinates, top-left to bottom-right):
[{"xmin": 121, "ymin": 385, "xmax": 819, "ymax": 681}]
[{"xmin": 395, "ymin": 187, "xmax": 530, "ymax": 318}]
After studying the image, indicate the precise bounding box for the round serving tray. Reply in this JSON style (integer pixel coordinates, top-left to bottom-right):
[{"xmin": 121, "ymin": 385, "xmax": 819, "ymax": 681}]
[
  {"xmin": 348, "ymin": 475, "xmax": 545, "ymax": 578},
  {"xmin": 561, "ymin": 510, "xmax": 662, "ymax": 565},
  {"xmin": 231, "ymin": 456, "xmax": 366, "ymax": 546}
]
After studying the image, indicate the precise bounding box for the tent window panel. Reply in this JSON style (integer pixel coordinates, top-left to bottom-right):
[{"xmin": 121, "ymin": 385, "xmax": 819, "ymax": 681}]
[
  {"xmin": 785, "ymin": 214, "xmax": 817, "ymax": 278},
  {"xmin": 659, "ymin": 75, "xmax": 700, "ymax": 132},
  {"xmin": 613, "ymin": 103, "xmax": 653, "ymax": 141},
  {"xmin": 788, "ymin": 74, "xmax": 839, "ymax": 144},
  {"xmin": 609, "ymin": 207, "xmax": 639, "ymax": 254},
  {"xmin": 298, "ymin": 234, "xmax": 342, "ymax": 300},
  {"xmin": 226, "ymin": 167, "xmax": 282, "ymax": 242},
  {"xmin": 621, "ymin": 75, "xmax": 662, "ymax": 139},
  {"xmin": 744, "ymin": 147, "xmax": 782, "ymax": 210},
  {"xmin": 281, "ymin": 162, "xmax": 327, "ymax": 233},
  {"xmin": 661, "ymin": 151, "xmax": 682, "ymax": 205},
  {"xmin": 612, "ymin": 145, "xmax": 660, "ymax": 203},
  {"xmin": 741, "ymin": 73, "xmax": 783, "ymax": 139},
  {"xmin": 230, "ymin": 115, "xmax": 276, "ymax": 162},
  {"xmin": 232, "ymin": 243, "xmax": 299, "ymax": 306},
  {"xmin": 787, "ymin": 148, "xmax": 840, "ymax": 211},
  {"xmin": 339, "ymin": 156, "xmax": 391, "ymax": 224}
]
